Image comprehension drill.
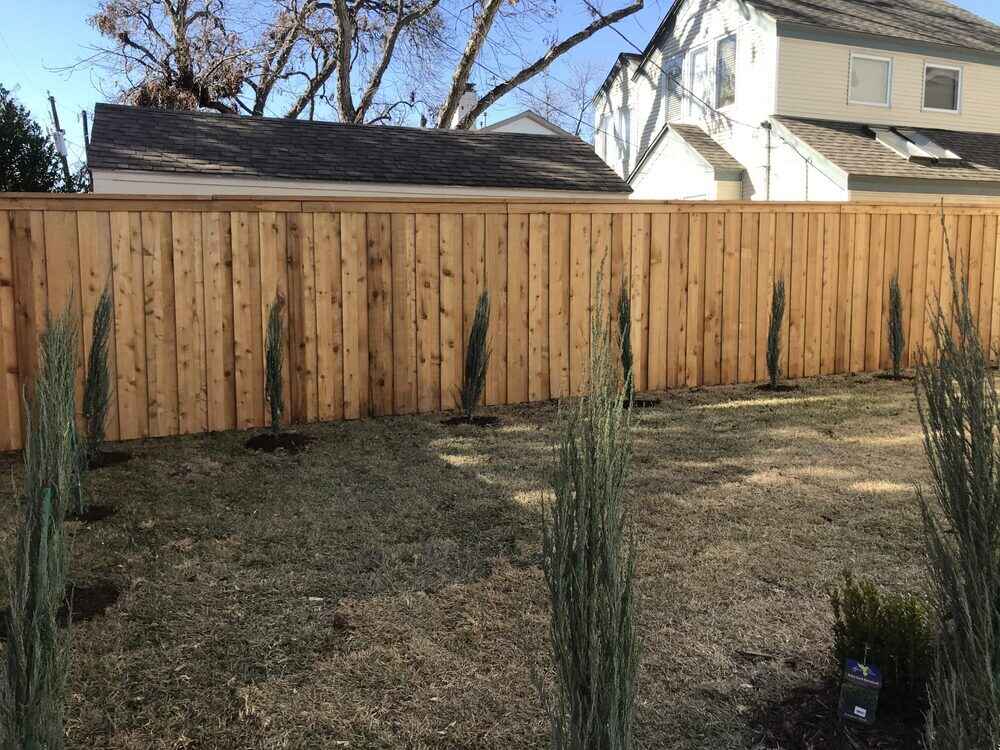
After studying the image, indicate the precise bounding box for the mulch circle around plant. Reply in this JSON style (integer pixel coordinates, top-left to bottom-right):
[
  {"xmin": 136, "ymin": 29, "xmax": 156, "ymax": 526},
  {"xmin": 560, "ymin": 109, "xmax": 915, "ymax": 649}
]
[
  {"xmin": 70, "ymin": 504, "xmax": 117, "ymax": 523},
  {"xmin": 756, "ymin": 383, "xmax": 800, "ymax": 393},
  {"xmin": 753, "ymin": 682, "xmax": 923, "ymax": 749},
  {"xmin": 441, "ymin": 415, "xmax": 503, "ymax": 428},
  {"xmin": 0, "ymin": 580, "xmax": 122, "ymax": 639},
  {"xmin": 88, "ymin": 449, "xmax": 132, "ymax": 470},
  {"xmin": 875, "ymin": 373, "xmax": 915, "ymax": 382},
  {"xmin": 245, "ymin": 431, "xmax": 315, "ymax": 453}
]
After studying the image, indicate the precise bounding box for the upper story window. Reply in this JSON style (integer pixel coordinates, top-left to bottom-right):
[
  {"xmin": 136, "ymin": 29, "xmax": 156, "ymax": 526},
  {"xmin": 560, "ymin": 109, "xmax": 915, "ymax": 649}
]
[
  {"xmin": 688, "ymin": 46, "xmax": 711, "ymax": 117},
  {"xmin": 849, "ymin": 53, "xmax": 892, "ymax": 107},
  {"xmin": 924, "ymin": 63, "xmax": 962, "ymax": 112},
  {"xmin": 663, "ymin": 54, "xmax": 684, "ymax": 122},
  {"xmin": 596, "ymin": 113, "xmax": 610, "ymax": 159},
  {"xmin": 616, "ymin": 106, "xmax": 631, "ymax": 169},
  {"xmin": 716, "ymin": 35, "xmax": 737, "ymax": 108}
]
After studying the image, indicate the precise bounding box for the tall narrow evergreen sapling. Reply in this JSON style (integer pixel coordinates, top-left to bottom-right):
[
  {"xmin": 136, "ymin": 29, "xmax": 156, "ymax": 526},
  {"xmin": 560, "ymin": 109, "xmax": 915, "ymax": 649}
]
[
  {"xmin": 541, "ymin": 293, "xmax": 639, "ymax": 750},
  {"xmin": 766, "ymin": 279, "xmax": 785, "ymax": 388},
  {"xmin": 264, "ymin": 294, "xmax": 285, "ymax": 434},
  {"xmin": 1, "ymin": 306, "xmax": 77, "ymax": 750},
  {"xmin": 618, "ymin": 281, "xmax": 634, "ymax": 404},
  {"xmin": 458, "ymin": 290, "xmax": 490, "ymax": 422},
  {"xmin": 916, "ymin": 250, "xmax": 1000, "ymax": 748},
  {"xmin": 887, "ymin": 274, "xmax": 905, "ymax": 378},
  {"xmin": 82, "ymin": 282, "xmax": 113, "ymax": 463}
]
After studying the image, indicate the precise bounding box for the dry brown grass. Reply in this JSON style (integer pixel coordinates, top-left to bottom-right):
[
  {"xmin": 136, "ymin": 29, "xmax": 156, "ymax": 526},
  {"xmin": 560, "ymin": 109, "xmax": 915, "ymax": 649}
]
[{"xmin": 0, "ymin": 374, "xmax": 930, "ymax": 749}]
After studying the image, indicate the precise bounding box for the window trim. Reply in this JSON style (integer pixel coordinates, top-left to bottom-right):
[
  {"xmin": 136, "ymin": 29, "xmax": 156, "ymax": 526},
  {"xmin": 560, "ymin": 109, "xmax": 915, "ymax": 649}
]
[
  {"xmin": 847, "ymin": 52, "xmax": 893, "ymax": 108},
  {"xmin": 715, "ymin": 34, "xmax": 738, "ymax": 109},
  {"xmin": 922, "ymin": 61, "xmax": 963, "ymax": 114},
  {"xmin": 687, "ymin": 43, "xmax": 710, "ymax": 118}
]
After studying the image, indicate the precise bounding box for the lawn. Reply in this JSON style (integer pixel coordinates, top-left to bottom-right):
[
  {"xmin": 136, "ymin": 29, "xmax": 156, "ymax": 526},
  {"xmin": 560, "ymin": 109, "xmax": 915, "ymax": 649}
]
[{"xmin": 0, "ymin": 374, "xmax": 930, "ymax": 749}]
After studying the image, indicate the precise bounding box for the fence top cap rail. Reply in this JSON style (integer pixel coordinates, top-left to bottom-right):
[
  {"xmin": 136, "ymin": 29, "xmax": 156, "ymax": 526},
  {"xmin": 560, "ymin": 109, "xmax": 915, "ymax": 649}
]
[{"xmin": 2, "ymin": 192, "xmax": 1000, "ymax": 214}]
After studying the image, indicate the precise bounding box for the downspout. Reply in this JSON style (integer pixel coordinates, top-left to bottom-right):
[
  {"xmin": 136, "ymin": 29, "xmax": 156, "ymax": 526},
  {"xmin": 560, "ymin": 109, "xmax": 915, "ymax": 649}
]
[{"xmin": 762, "ymin": 120, "xmax": 772, "ymax": 200}]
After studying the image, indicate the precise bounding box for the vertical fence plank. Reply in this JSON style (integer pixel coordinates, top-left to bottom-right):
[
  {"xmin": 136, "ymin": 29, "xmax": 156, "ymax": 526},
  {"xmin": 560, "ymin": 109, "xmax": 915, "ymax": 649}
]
[
  {"xmin": 924, "ymin": 213, "xmax": 944, "ymax": 356},
  {"xmin": 528, "ymin": 213, "xmax": 550, "ymax": 402},
  {"xmin": 391, "ymin": 213, "xmax": 417, "ymax": 415},
  {"xmin": 878, "ymin": 214, "xmax": 901, "ymax": 371},
  {"xmin": 980, "ymin": 215, "xmax": 998, "ymax": 357},
  {"xmin": 44, "ymin": 211, "xmax": 85, "ymax": 422},
  {"xmin": 629, "ymin": 214, "xmax": 650, "ymax": 392},
  {"xmin": 415, "ymin": 213, "xmax": 440, "ymax": 414},
  {"xmin": 506, "ymin": 213, "xmax": 529, "ymax": 406},
  {"xmin": 968, "ymin": 215, "xmax": 985, "ymax": 330},
  {"xmin": 897, "ymin": 214, "xmax": 916, "ymax": 369},
  {"xmin": 802, "ymin": 213, "xmax": 823, "ymax": 378},
  {"xmin": 755, "ymin": 212, "xmax": 775, "ymax": 382},
  {"xmin": 940, "ymin": 213, "xmax": 959, "ymax": 339},
  {"xmin": 864, "ymin": 214, "xmax": 887, "ymax": 373},
  {"xmin": 647, "ymin": 213, "xmax": 669, "ymax": 391},
  {"xmin": 171, "ymin": 212, "xmax": 208, "ymax": 435},
  {"xmin": 485, "ymin": 213, "xmax": 508, "ymax": 405},
  {"xmin": 259, "ymin": 212, "xmax": 291, "ymax": 423},
  {"xmin": 78, "ymin": 210, "xmax": 120, "ymax": 441},
  {"xmin": 721, "ymin": 212, "xmax": 741, "ymax": 384},
  {"xmin": 549, "ymin": 213, "xmax": 570, "ymax": 399},
  {"xmin": 287, "ymin": 213, "xmax": 319, "ymax": 422},
  {"xmin": 686, "ymin": 212, "xmax": 706, "ymax": 387},
  {"xmin": 591, "ymin": 214, "xmax": 612, "ymax": 334},
  {"xmin": 569, "ymin": 213, "xmax": 591, "ymax": 397},
  {"xmin": 313, "ymin": 212, "xmax": 344, "ymax": 421},
  {"xmin": 834, "ymin": 213, "xmax": 855, "ymax": 374},
  {"xmin": 341, "ymin": 212, "xmax": 368, "ymax": 419},
  {"xmin": 703, "ymin": 213, "xmax": 725, "ymax": 386},
  {"xmin": 202, "ymin": 212, "xmax": 236, "ymax": 431},
  {"xmin": 141, "ymin": 212, "xmax": 178, "ymax": 437},
  {"xmin": 739, "ymin": 212, "xmax": 759, "ymax": 383},
  {"xmin": 110, "ymin": 212, "xmax": 148, "ymax": 439},
  {"xmin": 439, "ymin": 213, "xmax": 462, "ymax": 410},
  {"xmin": 231, "ymin": 212, "xmax": 264, "ymax": 429},
  {"xmin": 667, "ymin": 212, "xmax": 689, "ymax": 388},
  {"xmin": 992, "ymin": 219, "xmax": 1000, "ymax": 363},
  {"xmin": 908, "ymin": 214, "xmax": 929, "ymax": 367},
  {"xmin": 819, "ymin": 212, "xmax": 839, "ymax": 376},
  {"xmin": 11, "ymin": 212, "xmax": 47, "ymax": 404},
  {"xmin": 0, "ymin": 211, "xmax": 20, "ymax": 450},
  {"xmin": 462, "ymin": 213, "xmax": 486, "ymax": 366},
  {"xmin": 610, "ymin": 213, "xmax": 632, "ymax": 334},
  {"xmin": 788, "ymin": 212, "xmax": 809, "ymax": 379},
  {"xmin": 367, "ymin": 213, "xmax": 393, "ymax": 417},
  {"xmin": 774, "ymin": 213, "xmax": 793, "ymax": 378}
]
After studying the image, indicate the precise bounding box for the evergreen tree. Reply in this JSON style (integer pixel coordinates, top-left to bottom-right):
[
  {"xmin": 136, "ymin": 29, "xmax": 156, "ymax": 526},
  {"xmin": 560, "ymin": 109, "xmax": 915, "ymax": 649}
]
[
  {"xmin": 264, "ymin": 294, "xmax": 285, "ymax": 434},
  {"xmin": 82, "ymin": 283, "xmax": 113, "ymax": 461},
  {"xmin": 458, "ymin": 291, "xmax": 491, "ymax": 421},
  {"xmin": 0, "ymin": 85, "xmax": 66, "ymax": 193},
  {"xmin": 888, "ymin": 274, "xmax": 905, "ymax": 379},
  {"xmin": 618, "ymin": 281, "xmax": 634, "ymax": 404},
  {"xmin": 766, "ymin": 279, "xmax": 786, "ymax": 388}
]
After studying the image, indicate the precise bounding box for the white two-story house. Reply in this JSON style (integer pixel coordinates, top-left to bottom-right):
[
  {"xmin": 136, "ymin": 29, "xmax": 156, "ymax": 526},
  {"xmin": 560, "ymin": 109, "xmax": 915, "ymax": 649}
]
[{"xmin": 594, "ymin": 0, "xmax": 1000, "ymax": 202}]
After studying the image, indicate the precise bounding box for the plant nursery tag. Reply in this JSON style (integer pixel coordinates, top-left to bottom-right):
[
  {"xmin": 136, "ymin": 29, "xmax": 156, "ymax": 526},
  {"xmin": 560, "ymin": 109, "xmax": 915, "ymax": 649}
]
[{"xmin": 853, "ymin": 706, "xmax": 867, "ymax": 719}]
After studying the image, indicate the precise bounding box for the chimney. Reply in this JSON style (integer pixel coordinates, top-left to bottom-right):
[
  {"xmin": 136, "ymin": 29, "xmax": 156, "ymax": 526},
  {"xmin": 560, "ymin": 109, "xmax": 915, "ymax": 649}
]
[{"xmin": 452, "ymin": 82, "xmax": 478, "ymax": 129}]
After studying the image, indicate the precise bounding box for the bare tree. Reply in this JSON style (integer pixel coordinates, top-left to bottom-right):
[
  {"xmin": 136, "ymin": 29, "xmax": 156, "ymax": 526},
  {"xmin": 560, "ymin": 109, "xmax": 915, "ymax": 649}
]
[
  {"xmin": 83, "ymin": 0, "xmax": 642, "ymax": 126},
  {"xmin": 515, "ymin": 61, "xmax": 601, "ymax": 138}
]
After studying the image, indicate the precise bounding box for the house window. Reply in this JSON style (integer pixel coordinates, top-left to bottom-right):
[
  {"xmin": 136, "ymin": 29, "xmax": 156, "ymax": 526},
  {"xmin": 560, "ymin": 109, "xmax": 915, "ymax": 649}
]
[
  {"xmin": 688, "ymin": 46, "xmax": 710, "ymax": 117},
  {"xmin": 663, "ymin": 54, "xmax": 684, "ymax": 122},
  {"xmin": 848, "ymin": 54, "xmax": 892, "ymax": 107},
  {"xmin": 597, "ymin": 113, "xmax": 610, "ymax": 159},
  {"xmin": 616, "ymin": 106, "xmax": 630, "ymax": 169},
  {"xmin": 716, "ymin": 35, "xmax": 737, "ymax": 108},
  {"xmin": 924, "ymin": 64, "xmax": 962, "ymax": 112}
]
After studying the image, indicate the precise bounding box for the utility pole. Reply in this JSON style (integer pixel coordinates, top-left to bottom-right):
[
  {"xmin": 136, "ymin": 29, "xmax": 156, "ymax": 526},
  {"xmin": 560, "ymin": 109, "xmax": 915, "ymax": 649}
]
[
  {"xmin": 81, "ymin": 110, "xmax": 90, "ymax": 145},
  {"xmin": 47, "ymin": 92, "xmax": 72, "ymax": 187}
]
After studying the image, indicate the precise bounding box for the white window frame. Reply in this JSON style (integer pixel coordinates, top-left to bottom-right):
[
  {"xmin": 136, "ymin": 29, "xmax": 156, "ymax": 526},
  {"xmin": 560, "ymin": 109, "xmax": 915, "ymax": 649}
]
[
  {"xmin": 922, "ymin": 62, "xmax": 963, "ymax": 114},
  {"xmin": 715, "ymin": 34, "xmax": 738, "ymax": 109},
  {"xmin": 687, "ymin": 44, "xmax": 710, "ymax": 118},
  {"xmin": 847, "ymin": 52, "xmax": 893, "ymax": 108},
  {"xmin": 597, "ymin": 112, "xmax": 610, "ymax": 159},
  {"xmin": 661, "ymin": 52, "xmax": 684, "ymax": 121}
]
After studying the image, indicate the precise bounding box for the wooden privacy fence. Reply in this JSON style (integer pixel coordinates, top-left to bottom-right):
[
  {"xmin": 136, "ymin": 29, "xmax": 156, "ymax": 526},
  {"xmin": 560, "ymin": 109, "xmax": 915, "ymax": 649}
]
[{"xmin": 0, "ymin": 195, "xmax": 998, "ymax": 451}]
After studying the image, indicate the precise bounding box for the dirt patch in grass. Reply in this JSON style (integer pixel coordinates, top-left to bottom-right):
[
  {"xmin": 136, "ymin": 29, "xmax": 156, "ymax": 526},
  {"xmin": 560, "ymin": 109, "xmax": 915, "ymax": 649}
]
[
  {"xmin": 0, "ymin": 375, "xmax": 933, "ymax": 748},
  {"xmin": 245, "ymin": 430, "xmax": 315, "ymax": 453}
]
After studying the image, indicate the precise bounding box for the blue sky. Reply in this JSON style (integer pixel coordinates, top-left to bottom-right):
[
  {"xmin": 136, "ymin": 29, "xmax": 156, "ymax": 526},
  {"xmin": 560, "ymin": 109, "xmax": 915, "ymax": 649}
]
[{"xmin": 1, "ymin": 0, "xmax": 998, "ymax": 167}]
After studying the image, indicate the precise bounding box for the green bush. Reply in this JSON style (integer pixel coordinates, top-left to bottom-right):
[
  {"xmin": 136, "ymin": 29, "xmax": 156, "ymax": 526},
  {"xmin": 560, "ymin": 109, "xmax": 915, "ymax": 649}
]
[
  {"xmin": 458, "ymin": 290, "xmax": 490, "ymax": 421},
  {"xmin": 1, "ymin": 306, "xmax": 76, "ymax": 750},
  {"xmin": 887, "ymin": 274, "xmax": 905, "ymax": 378},
  {"xmin": 541, "ymin": 291, "xmax": 639, "ymax": 749},
  {"xmin": 916, "ymin": 250, "xmax": 1000, "ymax": 748},
  {"xmin": 82, "ymin": 282, "xmax": 113, "ymax": 461},
  {"xmin": 264, "ymin": 294, "xmax": 285, "ymax": 433},
  {"xmin": 830, "ymin": 571, "xmax": 933, "ymax": 708},
  {"xmin": 766, "ymin": 279, "xmax": 785, "ymax": 388}
]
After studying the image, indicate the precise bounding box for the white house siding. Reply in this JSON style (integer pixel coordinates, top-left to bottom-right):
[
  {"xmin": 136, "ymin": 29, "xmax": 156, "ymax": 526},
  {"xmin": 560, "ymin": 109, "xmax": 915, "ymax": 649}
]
[
  {"xmin": 629, "ymin": 130, "xmax": 717, "ymax": 199},
  {"xmin": 90, "ymin": 169, "xmax": 631, "ymax": 200},
  {"xmin": 776, "ymin": 34, "xmax": 1000, "ymax": 134}
]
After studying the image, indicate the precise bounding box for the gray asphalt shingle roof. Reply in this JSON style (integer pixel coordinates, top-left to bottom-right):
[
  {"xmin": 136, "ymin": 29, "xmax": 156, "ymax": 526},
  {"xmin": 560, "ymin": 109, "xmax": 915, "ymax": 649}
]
[
  {"xmin": 775, "ymin": 116, "xmax": 1000, "ymax": 183},
  {"xmin": 87, "ymin": 103, "xmax": 631, "ymax": 194},
  {"xmin": 752, "ymin": 0, "xmax": 1000, "ymax": 54},
  {"xmin": 669, "ymin": 124, "xmax": 745, "ymax": 178}
]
